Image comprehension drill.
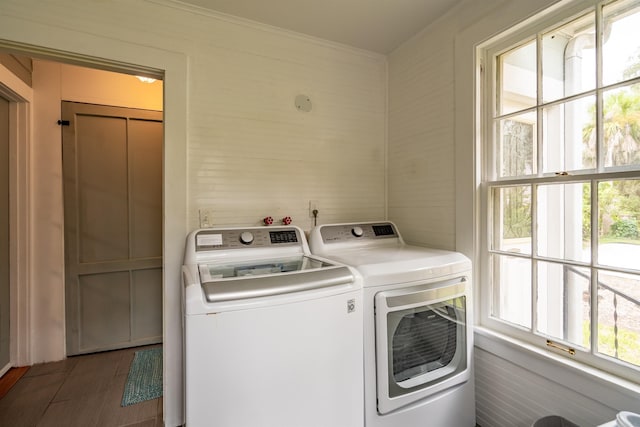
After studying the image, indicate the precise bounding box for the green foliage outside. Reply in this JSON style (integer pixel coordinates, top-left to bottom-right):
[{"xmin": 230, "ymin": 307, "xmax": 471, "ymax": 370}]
[
  {"xmin": 611, "ymin": 218, "xmax": 640, "ymax": 239},
  {"xmin": 502, "ymin": 186, "xmax": 532, "ymax": 238},
  {"xmin": 500, "ymin": 58, "xmax": 640, "ymax": 241},
  {"xmin": 583, "ymin": 322, "xmax": 640, "ymax": 368},
  {"xmin": 583, "ymin": 179, "xmax": 640, "ymax": 241},
  {"xmin": 580, "ymin": 63, "xmax": 640, "ymax": 240},
  {"xmin": 501, "ymin": 120, "xmax": 533, "ymax": 239}
]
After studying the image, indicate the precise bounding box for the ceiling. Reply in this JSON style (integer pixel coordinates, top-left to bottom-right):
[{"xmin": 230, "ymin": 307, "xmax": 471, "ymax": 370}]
[{"xmin": 176, "ymin": 0, "xmax": 462, "ymax": 54}]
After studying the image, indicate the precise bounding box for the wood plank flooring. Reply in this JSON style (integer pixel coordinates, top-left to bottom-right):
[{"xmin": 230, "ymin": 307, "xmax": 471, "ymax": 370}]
[
  {"xmin": 0, "ymin": 366, "xmax": 29, "ymax": 400},
  {"xmin": 0, "ymin": 345, "xmax": 163, "ymax": 427}
]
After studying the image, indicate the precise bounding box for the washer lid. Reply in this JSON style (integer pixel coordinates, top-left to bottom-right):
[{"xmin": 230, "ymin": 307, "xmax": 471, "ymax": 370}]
[
  {"xmin": 617, "ymin": 411, "xmax": 640, "ymax": 427},
  {"xmin": 198, "ymin": 255, "xmax": 355, "ymax": 302},
  {"xmin": 199, "ymin": 255, "xmax": 323, "ymax": 279}
]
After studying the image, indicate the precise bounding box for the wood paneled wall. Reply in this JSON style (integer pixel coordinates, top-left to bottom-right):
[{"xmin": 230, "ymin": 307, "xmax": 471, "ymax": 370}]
[{"xmin": 185, "ymin": 18, "xmax": 387, "ymax": 230}]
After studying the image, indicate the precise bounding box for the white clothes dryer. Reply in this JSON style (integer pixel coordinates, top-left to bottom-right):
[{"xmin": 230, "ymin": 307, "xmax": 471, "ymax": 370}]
[
  {"xmin": 182, "ymin": 225, "xmax": 364, "ymax": 427},
  {"xmin": 309, "ymin": 221, "xmax": 475, "ymax": 427}
]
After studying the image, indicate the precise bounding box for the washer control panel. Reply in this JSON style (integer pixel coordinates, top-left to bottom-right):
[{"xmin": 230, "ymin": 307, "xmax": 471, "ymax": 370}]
[
  {"xmin": 319, "ymin": 222, "xmax": 398, "ymax": 243},
  {"xmin": 195, "ymin": 227, "xmax": 301, "ymax": 251}
]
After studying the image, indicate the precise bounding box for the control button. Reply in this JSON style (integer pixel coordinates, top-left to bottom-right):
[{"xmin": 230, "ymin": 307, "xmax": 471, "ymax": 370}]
[
  {"xmin": 351, "ymin": 226, "xmax": 364, "ymax": 237},
  {"xmin": 239, "ymin": 232, "xmax": 254, "ymax": 245}
]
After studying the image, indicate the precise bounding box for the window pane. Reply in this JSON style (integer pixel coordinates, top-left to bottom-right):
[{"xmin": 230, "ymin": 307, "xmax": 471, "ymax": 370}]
[
  {"xmin": 537, "ymin": 183, "xmax": 591, "ymax": 262},
  {"xmin": 498, "ymin": 40, "xmax": 536, "ymax": 115},
  {"xmin": 497, "ymin": 113, "xmax": 537, "ymax": 178},
  {"xmin": 536, "ymin": 262, "xmax": 590, "ymax": 349},
  {"xmin": 543, "ymin": 95, "xmax": 596, "ymax": 172},
  {"xmin": 491, "ymin": 254, "xmax": 532, "ymax": 328},
  {"xmin": 542, "ymin": 13, "xmax": 595, "ymax": 103},
  {"xmin": 597, "ymin": 180, "xmax": 640, "ymax": 270},
  {"xmin": 493, "ymin": 186, "xmax": 532, "ymax": 254},
  {"xmin": 602, "ymin": 84, "xmax": 640, "ymax": 168},
  {"xmin": 597, "ymin": 270, "xmax": 640, "ymax": 367},
  {"xmin": 603, "ymin": 0, "xmax": 640, "ymax": 86}
]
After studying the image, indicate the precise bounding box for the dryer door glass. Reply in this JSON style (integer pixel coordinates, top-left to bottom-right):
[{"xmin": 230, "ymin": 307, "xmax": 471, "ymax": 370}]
[{"xmin": 386, "ymin": 296, "xmax": 467, "ymax": 398}]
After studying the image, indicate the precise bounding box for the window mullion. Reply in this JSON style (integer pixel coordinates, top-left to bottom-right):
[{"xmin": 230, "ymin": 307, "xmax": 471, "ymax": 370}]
[
  {"xmin": 595, "ymin": 1, "xmax": 604, "ymax": 173},
  {"xmin": 591, "ymin": 269, "xmax": 599, "ymax": 357},
  {"xmin": 531, "ymin": 183, "xmax": 538, "ymax": 335},
  {"xmin": 536, "ymin": 33, "xmax": 544, "ymax": 178},
  {"xmin": 532, "ymin": 32, "xmax": 543, "ymax": 336},
  {"xmin": 591, "ymin": 1, "xmax": 602, "ymax": 357},
  {"xmin": 590, "ymin": 178, "xmax": 599, "ymax": 357},
  {"xmin": 489, "ymin": 51, "xmax": 499, "ymax": 182}
]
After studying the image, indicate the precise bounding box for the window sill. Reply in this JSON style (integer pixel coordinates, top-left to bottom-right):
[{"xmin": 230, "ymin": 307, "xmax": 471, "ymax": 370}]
[{"xmin": 474, "ymin": 326, "xmax": 640, "ymax": 410}]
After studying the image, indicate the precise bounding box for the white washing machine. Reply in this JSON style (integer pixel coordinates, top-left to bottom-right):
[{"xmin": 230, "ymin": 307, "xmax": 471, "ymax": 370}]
[
  {"xmin": 182, "ymin": 225, "xmax": 364, "ymax": 427},
  {"xmin": 599, "ymin": 412, "xmax": 640, "ymax": 427},
  {"xmin": 309, "ymin": 221, "xmax": 475, "ymax": 427}
]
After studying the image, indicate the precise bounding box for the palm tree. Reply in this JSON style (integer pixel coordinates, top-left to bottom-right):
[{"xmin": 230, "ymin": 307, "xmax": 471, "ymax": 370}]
[
  {"xmin": 581, "ymin": 57, "xmax": 640, "ymax": 238},
  {"xmin": 582, "ymin": 87, "xmax": 640, "ymax": 168}
]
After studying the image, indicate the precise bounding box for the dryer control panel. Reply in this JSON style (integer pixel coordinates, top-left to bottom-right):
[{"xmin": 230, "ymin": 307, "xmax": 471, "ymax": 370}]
[{"xmin": 318, "ymin": 222, "xmax": 399, "ymax": 243}]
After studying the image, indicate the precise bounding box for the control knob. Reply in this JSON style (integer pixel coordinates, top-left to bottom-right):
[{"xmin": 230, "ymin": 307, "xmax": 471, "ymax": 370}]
[
  {"xmin": 239, "ymin": 231, "xmax": 254, "ymax": 245},
  {"xmin": 351, "ymin": 226, "xmax": 364, "ymax": 237}
]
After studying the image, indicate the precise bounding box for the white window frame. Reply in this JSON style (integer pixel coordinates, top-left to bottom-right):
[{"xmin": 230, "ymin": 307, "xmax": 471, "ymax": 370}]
[{"xmin": 479, "ymin": 0, "xmax": 640, "ymax": 384}]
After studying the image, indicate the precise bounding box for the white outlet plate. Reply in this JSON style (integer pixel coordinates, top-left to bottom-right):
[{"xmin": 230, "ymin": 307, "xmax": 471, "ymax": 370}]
[
  {"xmin": 199, "ymin": 208, "xmax": 214, "ymax": 228},
  {"xmin": 309, "ymin": 200, "xmax": 319, "ymax": 218}
]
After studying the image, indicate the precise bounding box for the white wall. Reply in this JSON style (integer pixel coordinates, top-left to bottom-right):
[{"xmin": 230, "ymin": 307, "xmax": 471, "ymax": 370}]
[
  {"xmin": 387, "ymin": 0, "xmax": 506, "ymax": 249},
  {"xmin": 0, "ymin": 2, "xmax": 386, "ymax": 425},
  {"xmin": 475, "ymin": 346, "xmax": 617, "ymax": 427},
  {"xmin": 187, "ymin": 24, "xmax": 386, "ymax": 229},
  {"xmin": 55, "ymin": 63, "xmax": 163, "ymax": 111}
]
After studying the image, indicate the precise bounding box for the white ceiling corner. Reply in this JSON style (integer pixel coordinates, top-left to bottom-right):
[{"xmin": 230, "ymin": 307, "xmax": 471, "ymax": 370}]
[{"xmin": 170, "ymin": 0, "xmax": 463, "ymax": 53}]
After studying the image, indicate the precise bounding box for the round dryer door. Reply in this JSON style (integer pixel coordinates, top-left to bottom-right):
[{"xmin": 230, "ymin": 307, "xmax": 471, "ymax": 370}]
[{"xmin": 374, "ymin": 277, "xmax": 471, "ymax": 414}]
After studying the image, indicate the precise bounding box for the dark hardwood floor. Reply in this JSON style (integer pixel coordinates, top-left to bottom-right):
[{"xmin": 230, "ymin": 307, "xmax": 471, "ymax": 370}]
[{"xmin": 0, "ymin": 345, "xmax": 163, "ymax": 427}]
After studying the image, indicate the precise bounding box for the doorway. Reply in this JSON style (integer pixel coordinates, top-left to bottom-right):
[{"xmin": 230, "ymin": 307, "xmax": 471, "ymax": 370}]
[
  {"xmin": 0, "ymin": 36, "xmax": 185, "ymax": 425},
  {"xmin": 0, "ymin": 57, "xmax": 164, "ymax": 363}
]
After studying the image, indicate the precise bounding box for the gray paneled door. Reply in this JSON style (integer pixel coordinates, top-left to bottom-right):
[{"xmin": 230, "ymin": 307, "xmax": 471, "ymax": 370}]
[
  {"xmin": 0, "ymin": 96, "xmax": 9, "ymax": 370},
  {"xmin": 62, "ymin": 102, "xmax": 163, "ymax": 356}
]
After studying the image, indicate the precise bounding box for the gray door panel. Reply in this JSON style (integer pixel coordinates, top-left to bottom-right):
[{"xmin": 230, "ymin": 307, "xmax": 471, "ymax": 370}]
[{"xmin": 62, "ymin": 102, "xmax": 163, "ymax": 355}]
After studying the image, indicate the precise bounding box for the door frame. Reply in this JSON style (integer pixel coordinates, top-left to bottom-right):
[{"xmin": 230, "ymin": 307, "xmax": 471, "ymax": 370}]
[
  {"xmin": 0, "ymin": 33, "xmax": 188, "ymax": 425},
  {"xmin": 0, "ymin": 63, "xmax": 33, "ymax": 372}
]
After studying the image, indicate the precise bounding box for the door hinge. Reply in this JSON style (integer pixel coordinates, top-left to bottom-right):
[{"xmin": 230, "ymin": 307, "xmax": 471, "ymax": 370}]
[{"xmin": 57, "ymin": 120, "xmax": 70, "ymax": 126}]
